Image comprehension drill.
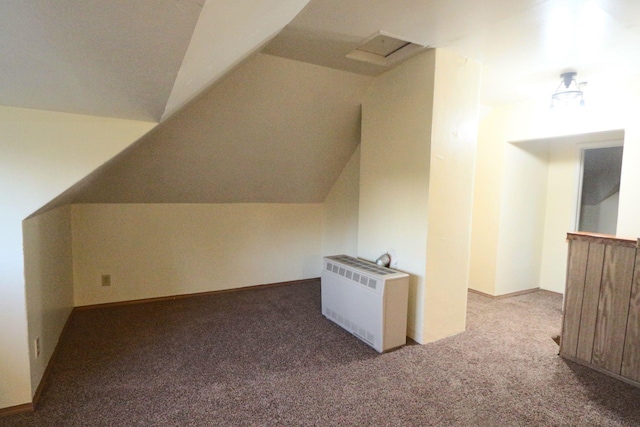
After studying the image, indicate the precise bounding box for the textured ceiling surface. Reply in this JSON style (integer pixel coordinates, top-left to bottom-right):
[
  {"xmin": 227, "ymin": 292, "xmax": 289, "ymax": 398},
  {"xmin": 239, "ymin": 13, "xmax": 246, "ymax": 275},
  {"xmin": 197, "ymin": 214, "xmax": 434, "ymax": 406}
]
[
  {"xmin": 266, "ymin": 0, "xmax": 640, "ymax": 107},
  {"xmin": 0, "ymin": 0, "xmax": 204, "ymax": 121}
]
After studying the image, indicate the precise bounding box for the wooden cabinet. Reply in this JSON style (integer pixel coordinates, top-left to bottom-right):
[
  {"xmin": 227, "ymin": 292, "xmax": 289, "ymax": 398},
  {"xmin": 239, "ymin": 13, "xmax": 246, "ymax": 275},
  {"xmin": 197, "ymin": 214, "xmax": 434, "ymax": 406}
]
[{"xmin": 561, "ymin": 232, "xmax": 640, "ymax": 387}]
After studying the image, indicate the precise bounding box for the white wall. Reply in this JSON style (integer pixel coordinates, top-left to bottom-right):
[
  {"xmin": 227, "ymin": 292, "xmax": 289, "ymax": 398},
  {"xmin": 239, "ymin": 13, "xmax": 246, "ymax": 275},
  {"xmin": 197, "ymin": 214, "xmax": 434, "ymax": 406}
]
[
  {"xmin": 322, "ymin": 146, "xmax": 360, "ymax": 257},
  {"xmin": 0, "ymin": 105, "xmax": 155, "ymax": 409},
  {"xmin": 72, "ymin": 204, "xmax": 323, "ymax": 306},
  {"xmin": 22, "ymin": 206, "xmax": 74, "ymax": 395}
]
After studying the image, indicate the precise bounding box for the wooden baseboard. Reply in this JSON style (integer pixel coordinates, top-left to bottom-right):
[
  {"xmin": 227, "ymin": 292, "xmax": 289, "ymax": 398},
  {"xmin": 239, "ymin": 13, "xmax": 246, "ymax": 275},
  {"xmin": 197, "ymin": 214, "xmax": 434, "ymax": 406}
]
[
  {"xmin": 468, "ymin": 287, "xmax": 541, "ymax": 299},
  {"xmin": 1, "ymin": 305, "xmax": 77, "ymax": 417},
  {"xmin": 74, "ymin": 278, "xmax": 320, "ymax": 311},
  {"xmin": 31, "ymin": 307, "xmax": 76, "ymax": 409},
  {"xmin": 538, "ymin": 289, "xmax": 563, "ymax": 297},
  {"xmin": 0, "ymin": 402, "xmax": 34, "ymax": 417}
]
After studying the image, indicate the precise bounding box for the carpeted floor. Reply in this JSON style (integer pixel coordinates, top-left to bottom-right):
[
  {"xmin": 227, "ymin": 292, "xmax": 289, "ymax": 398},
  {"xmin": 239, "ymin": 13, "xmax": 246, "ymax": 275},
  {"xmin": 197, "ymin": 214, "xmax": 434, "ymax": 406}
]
[{"xmin": 3, "ymin": 280, "xmax": 640, "ymax": 426}]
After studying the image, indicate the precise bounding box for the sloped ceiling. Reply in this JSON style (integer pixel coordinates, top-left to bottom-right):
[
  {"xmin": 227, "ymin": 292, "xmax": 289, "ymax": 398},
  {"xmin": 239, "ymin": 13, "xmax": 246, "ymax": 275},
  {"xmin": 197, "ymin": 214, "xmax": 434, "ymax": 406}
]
[
  {"xmin": 267, "ymin": 0, "xmax": 640, "ymax": 107},
  {"xmin": 0, "ymin": 0, "xmax": 203, "ymax": 122},
  {"xmin": 0, "ymin": 0, "xmax": 310, "ymax": 122},
  {"xmin": 6, "ymin": 0, "xmax": 640, "ymax": 212},
  {"xmin": 35, "ymin": 54, "xmax": 372, "ymax": 212}
]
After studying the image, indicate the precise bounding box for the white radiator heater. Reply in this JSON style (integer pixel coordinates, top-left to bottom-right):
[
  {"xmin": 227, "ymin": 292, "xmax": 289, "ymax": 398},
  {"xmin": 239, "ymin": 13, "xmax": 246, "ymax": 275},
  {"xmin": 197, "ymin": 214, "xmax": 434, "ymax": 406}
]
[{"xmin": 321, "ymin": 255, "xmax": 409, "ymax": 353}]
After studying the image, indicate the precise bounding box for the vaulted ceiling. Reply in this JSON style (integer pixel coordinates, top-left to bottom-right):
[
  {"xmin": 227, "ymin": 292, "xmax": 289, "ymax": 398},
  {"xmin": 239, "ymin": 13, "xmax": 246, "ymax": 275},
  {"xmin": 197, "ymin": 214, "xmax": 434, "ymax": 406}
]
[{"xmin": 5, "ymin": 0, "xmax": 640, "ymax": 211}]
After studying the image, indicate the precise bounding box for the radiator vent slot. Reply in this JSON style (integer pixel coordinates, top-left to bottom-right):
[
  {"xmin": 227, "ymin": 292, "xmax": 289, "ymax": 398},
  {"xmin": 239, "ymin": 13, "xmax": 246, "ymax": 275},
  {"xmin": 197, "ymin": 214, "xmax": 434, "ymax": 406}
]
[{"xmin": 325, "ymin": 257, "xmax": 383, "ymax": 291}]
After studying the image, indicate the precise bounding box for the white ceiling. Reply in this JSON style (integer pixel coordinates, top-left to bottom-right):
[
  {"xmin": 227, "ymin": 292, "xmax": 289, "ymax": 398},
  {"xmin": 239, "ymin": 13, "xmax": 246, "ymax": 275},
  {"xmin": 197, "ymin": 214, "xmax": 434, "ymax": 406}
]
[
  {"xmin": 2, "ymin": 1, "xmax": 640, "ymax": 120},
  {"xmin": 0, "ymin": 0, "xmax": 309, "ymax": 122},
  {"xmin": 265, "ymin": 0, "xmax": 640, "ymax": 107},
  {"xmin": 0, "ymin": 0, "xmax": 203, "ymax": 122}
]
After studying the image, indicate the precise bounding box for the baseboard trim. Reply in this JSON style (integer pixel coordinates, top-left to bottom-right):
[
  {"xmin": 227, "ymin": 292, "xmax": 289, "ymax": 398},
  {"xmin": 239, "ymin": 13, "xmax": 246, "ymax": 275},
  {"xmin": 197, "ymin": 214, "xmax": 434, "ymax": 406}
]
[
  {"xmin": 468, "ymin": 287, "xmax": 541, "ymax": 299},
  {"xmin": 0, "ymin": 402, "xmax": 34, "ymax": 417},
  {"xmin": 31, "ymin": 307, "xmax": 76, "ymax": 409},
  {"xmin": 538, "ymin": 289, "xmax": 563, "ymax": 297},
  {"xmin": 75, "ymin": 278, "xmax": 320, "ymax": 311},
  {"xmin": 2, "ymin": 306, "xmax": 77, "ymax": 417}
]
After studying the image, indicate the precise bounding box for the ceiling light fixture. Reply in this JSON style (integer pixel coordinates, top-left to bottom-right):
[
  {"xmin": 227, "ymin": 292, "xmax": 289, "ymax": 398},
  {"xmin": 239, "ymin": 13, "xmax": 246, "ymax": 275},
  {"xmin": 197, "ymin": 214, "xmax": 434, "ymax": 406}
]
[{"xmin": 550, "ymin": 71, "xmax": 586, "ymax": 109}]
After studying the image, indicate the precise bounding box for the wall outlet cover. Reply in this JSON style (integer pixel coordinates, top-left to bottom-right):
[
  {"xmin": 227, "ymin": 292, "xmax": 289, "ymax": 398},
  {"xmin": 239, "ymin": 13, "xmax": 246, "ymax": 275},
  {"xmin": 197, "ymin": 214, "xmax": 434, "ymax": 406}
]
[{"xmin": 101, "ymin": 274, "xmax": 111, "ymax": 287}]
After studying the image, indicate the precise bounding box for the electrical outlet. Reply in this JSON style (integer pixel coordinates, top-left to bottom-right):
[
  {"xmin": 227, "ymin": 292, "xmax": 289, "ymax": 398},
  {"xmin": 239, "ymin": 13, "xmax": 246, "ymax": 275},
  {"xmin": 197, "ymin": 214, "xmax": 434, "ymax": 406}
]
[
  {"xmin": 101, "ymin": 274, "xmax": 111, "ymax": 287},
  {"xmin": 35, "ymin": 337, "xmax": 40, "ymax": 358}
]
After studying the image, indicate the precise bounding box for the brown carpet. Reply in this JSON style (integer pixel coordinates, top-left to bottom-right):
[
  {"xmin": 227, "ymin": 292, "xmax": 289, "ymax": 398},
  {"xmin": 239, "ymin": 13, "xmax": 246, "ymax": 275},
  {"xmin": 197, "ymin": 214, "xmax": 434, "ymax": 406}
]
[{"xmin": 3, "ymin": 280, "xmax": 640, "ymax": 426}]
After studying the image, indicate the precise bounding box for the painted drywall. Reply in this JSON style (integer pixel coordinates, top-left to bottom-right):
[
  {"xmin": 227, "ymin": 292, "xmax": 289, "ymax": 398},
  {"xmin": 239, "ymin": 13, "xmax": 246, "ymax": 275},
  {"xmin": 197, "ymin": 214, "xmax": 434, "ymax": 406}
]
[
  {"xmin": 494, "ymin": 141, "xmax": 549, "ymax": 295},
  {"xmin": 72, "ymin": 204, "xmax": 323, "ymax": 307},
  {"xmin": 580, "ymin": 191, "xmax": 620, "ymax": 235},
  {"xmin": 471, "ymin": 85, "xmax": 639, "ymax": 296},
  {"xmin": 42, "ymin": 54, "xmax": 372, "ymax": 209},
  {"xmin": 359, "ymin": 48, "xmax": 481, "ymax": 343},
  {"xmin": 322, "ymin": 145, "xmax": 361, "ymax": 257},
  {"xmin": 22, "ymin": 205, "xmax": 74, "ymax": 395},
  {"xmin": 162, "ymin": 0, "xmax": 310, "ymax": 119},
  {"xmin": 468, "ymin": 107, "xmax": 507, "ymax": 294},
  {"xmin": 538, "ymin": 143, "xmax": 581, "ymax": 294},
  {"xmin": 359, "ymin": 51, "xmax": 434, "ymax": 343},
  {"xmin": 0, "ymin": 105, "xmax": 155, "ymax": 409},
  {"xmin": 0, "ymin": 0, "xmax": 203, "ymax": 121},
  {"xmin": 537, "ymin": 137, "xmax": 622, "ymax": 295},
  {"xmin": 422, "ymin": 49, "xmax": 481, "ymax": 342}
]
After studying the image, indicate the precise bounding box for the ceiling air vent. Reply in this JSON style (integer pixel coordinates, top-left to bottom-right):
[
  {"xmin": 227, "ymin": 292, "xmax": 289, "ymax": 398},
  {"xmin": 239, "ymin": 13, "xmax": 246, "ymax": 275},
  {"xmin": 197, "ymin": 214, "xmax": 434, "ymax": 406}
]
[{"xmin": 346, "ymin": 31, "xmax": 426, "ymax": 67}]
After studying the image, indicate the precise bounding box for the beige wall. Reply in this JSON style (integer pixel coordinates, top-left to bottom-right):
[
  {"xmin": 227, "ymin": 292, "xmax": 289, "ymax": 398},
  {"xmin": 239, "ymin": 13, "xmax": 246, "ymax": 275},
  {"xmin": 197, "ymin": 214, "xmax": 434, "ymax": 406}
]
[
  {"xmin": 422, "ymin": 49, "xmax": 481, "ymax": 341},
  {"xmin": 72, "ymin": 204, "xmax": 323, "ymax": 306},
  {"xmin": 494, "ymin": 141, "xmax": 549, "ymax": 295},
  {"xmin": 322, "ymin": 146, "xmax": 360, "ymax": 257},
  {"xmin": 0, "ymin": 105, "xmax": 154, "ymax": 409},
  {"xmin": 468, "ymin": 107, "xmax": 506, "ymax": 294},
  {"xmin": 539, "ymin": 143, "xmax": 581, "ymax": 293},
  {"xmin": 470, "ymin": 89, "xmax": 638, "ymax": 296},
  {"xmin": 22, "ymin": 206, "xmax": 74, "ymax": 395},
  {"xmin": 359, "ymin": 51, "xmax": 434, "ymax": 343},
  {"xmin": 359, "ymin": 49, "xmax": 481, "ymax": 343}
]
